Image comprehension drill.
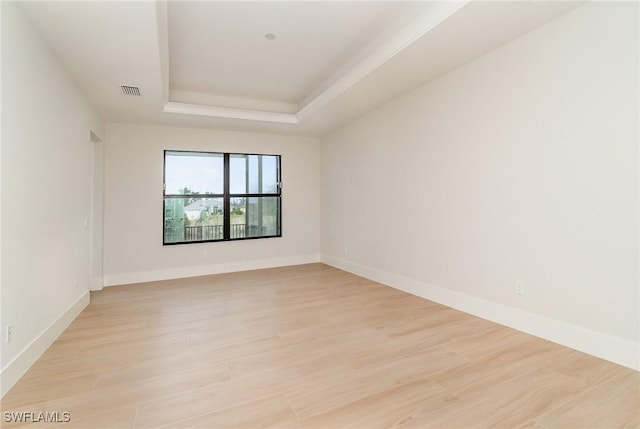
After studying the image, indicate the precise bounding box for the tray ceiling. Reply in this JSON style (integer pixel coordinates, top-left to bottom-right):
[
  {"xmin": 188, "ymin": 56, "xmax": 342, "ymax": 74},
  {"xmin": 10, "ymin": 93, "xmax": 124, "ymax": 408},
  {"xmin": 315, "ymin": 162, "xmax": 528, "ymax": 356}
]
[{"xmin": 18, "ymin": 1, "xmax": 582, "ymax": 136}]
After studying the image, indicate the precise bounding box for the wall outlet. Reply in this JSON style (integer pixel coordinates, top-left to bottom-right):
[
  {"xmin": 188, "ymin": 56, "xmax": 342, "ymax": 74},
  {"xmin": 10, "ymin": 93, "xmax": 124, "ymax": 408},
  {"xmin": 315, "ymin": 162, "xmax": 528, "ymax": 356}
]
[
  {"xmin": 6, "ymin": 324, "xmax": 13, "ymax": 343},
  {"xmin": 515, "ymin": 281, "xmax": 525, "ymax": 295}
]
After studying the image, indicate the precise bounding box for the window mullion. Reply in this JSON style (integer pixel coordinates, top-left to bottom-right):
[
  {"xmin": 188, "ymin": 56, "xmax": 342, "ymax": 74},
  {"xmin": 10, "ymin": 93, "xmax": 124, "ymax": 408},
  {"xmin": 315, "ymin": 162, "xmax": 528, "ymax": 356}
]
[
  {"xmin": 224, "ymin": 153, "xmax": 230, "ymax": 240},
  {"xmin": 163, "ymin": 151, "xmax": 281, "ymax": 244}
]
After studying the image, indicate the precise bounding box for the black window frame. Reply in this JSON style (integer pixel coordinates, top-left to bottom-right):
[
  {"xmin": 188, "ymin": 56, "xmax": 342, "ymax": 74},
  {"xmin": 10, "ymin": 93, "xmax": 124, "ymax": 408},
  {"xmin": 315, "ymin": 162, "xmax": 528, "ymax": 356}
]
[{"xmin": 163, "ymin": 150, "xmax": 282, "ymax": 245}]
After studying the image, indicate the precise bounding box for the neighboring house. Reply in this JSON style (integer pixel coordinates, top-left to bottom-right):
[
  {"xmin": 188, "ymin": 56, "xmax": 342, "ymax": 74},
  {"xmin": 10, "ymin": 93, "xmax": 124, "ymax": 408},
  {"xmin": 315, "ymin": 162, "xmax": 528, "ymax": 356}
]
[{"xmin": 184, "ymin": 199, "xmax": 223, "ymax": 221}]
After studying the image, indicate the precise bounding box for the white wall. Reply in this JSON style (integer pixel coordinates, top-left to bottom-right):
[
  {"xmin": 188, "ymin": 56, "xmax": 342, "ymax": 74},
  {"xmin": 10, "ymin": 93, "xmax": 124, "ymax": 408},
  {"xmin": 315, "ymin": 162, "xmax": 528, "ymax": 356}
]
[
  {"xmin": 321, "ymin": 2, "xmax": 639, "ymax": 369},
  {"xmin": 1, "ymin": 2, "xmax": 104, "ymax": 395},
  {"xmin": 90, "ymin": 133, "xmax": 104, "ymax": 291},
  {"xmin": 103, "ymin": 124, "xmax": 320, "ymax": 286}
]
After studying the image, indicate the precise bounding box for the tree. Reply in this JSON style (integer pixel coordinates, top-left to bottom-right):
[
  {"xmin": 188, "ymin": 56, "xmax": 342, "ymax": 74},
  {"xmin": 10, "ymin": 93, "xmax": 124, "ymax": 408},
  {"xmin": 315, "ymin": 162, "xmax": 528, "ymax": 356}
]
[{"xmin": 179, "ymin": 187, "xmax": 200, "ymax": 205}]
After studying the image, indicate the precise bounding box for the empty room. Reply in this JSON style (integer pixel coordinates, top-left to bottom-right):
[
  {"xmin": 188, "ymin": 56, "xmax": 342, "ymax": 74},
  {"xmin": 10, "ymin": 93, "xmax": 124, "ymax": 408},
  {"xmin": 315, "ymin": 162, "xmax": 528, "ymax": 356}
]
[{"xmin": 1, "ymin": 1, "xmax": 639, "ymax": 428}]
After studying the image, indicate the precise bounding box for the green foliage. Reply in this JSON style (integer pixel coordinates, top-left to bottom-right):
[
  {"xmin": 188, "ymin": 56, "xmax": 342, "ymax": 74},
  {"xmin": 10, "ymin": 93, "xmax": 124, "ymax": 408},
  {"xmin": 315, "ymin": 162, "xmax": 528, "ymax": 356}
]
[{"xmin": 179, "ymin": 187, "xmax": 200, "ymax": 204}]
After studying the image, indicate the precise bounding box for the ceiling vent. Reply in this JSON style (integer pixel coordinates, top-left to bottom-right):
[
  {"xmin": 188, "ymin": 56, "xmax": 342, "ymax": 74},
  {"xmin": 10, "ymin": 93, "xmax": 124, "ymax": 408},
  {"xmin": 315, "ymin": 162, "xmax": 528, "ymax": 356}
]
[{"xmin": 120, "ymin": 85, "xmax": 141, "ymax": 96}]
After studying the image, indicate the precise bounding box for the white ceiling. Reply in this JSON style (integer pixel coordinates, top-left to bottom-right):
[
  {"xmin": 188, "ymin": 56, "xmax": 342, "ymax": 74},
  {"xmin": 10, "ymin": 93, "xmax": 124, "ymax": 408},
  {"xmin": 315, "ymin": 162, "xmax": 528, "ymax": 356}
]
[
  {"xmin": 18, "ymin": 1, "xmax": 582, "ymax": 137},
  {"xmin": 168, "ymin": 1, "xmax": 419, "ymax": 105}
]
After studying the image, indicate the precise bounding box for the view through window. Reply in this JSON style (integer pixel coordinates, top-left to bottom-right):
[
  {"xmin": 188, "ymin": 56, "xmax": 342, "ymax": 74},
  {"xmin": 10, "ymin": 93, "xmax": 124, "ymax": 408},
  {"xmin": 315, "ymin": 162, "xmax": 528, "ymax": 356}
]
[{"xmin": 163, "ymin": 150, "xmax": 281, "ymax": 244}]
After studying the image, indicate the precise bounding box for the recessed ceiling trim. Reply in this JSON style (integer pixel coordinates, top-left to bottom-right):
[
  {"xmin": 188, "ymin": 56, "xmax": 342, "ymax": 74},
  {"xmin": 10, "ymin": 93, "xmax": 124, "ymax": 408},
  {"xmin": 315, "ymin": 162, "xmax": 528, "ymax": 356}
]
[
  {"xmin": 158, "ymin": 1, "xmax": 469, "ymax": 126},
  {"xmin": 297, "ymin": 0, "xmax": 470, "ymax": 122},
  {"xmin": 170, "ymin": 90, "xmax": 298, "ymax": 114},
  {"xmin": 156, "ymin": 0, "xmax": 170, "ymax": 105},
  {"xmin": 163, "ymin": 101, "xmax": 298, "ymax": 124}
]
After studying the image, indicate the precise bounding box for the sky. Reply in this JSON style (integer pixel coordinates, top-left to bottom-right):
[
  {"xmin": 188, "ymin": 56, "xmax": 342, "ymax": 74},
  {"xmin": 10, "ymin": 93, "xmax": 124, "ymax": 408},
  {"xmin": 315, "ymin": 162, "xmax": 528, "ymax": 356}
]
[{"xmin": 164, "ymin": 152, "xmax": 279, "ymax": 195}]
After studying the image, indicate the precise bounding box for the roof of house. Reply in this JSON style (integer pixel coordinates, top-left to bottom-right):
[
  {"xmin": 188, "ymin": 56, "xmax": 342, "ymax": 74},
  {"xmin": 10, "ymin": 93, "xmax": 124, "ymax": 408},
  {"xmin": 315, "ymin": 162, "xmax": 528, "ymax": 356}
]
[{"xmin": 184, "ymin": 199, "xmax": 222, "ymax": 211}]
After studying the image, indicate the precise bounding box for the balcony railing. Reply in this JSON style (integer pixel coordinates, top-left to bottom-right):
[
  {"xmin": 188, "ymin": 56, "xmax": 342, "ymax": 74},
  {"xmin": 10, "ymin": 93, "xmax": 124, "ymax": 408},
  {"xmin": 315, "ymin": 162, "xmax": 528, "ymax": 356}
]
[
  {"xmin": 165, "ymin": 223, "xmax": 268, "ymax": 243},
  {"xmin": 183, "ymin": 224, "xmax": 247, "ymax": 241}
]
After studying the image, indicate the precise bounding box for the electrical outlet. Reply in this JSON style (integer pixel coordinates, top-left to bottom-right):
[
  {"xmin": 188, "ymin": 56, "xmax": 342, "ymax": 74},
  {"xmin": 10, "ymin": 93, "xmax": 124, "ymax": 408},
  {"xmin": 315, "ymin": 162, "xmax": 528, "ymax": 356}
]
[
  {"xmin": 6, "ymin": 324, "xmax": 13, "ymax": 343},
  {"xmin": 515, "ymin": 281, "xmax": 525, "ymax": 295}
]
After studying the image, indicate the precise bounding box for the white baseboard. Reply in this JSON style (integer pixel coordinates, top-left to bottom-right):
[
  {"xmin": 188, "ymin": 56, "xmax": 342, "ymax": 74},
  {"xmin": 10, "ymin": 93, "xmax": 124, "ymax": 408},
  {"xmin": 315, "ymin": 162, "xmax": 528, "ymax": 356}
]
[
  {"xmin": 1, "ymin": 292, "xmax": 90, "ymax": 398},
  {"xmin": 103, "ymin": 253, "xmax": 322, "ymax": 287},
  {"xmin": 322, "ymin": 255, "xmax": 639, "ymax": 371}
]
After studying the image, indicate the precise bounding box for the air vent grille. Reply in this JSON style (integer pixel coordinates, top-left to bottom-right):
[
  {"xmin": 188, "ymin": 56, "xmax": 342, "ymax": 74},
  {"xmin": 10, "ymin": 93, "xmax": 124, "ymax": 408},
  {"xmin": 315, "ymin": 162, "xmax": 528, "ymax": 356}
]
[{"xmin": 120, "ymin": 85, "xmax": 141, "ymax": 96}]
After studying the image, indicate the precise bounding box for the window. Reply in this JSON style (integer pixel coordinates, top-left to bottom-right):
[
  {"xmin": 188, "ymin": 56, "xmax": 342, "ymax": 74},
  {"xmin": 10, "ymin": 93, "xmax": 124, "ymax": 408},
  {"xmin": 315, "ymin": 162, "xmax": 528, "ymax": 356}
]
[{"xmin": 163, "ymin": 150, "xmax": 281, "ymax": 245}]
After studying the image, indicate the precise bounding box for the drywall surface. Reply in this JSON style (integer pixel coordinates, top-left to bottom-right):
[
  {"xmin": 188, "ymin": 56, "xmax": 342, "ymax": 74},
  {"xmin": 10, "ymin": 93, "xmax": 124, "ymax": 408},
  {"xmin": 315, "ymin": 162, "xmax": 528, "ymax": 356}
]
[
  {"xmin": 321, "ymin": 2, "xmax": 639, "ymax": 368},
  {"xmin": 103, "ymin": 123, "xmax": 321, "ymax": 285},
  {"xmin": 1, "ymin": 2, "xmax": 103, "ymax": 395}
]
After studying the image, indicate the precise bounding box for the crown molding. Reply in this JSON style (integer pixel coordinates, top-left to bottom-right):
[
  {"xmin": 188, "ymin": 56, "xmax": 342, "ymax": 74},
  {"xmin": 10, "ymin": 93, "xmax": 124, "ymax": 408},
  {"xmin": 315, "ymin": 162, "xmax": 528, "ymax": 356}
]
[
  {"xmin": 297, "ymin": 1, "xmax": 469, "ymax": 121},
  {"xmin": 156, "ymin": 0, "xmax": 170, "ymax": 105},
  {"xmin": 158, "ymin": 1, "xmax": 469, "ymax": 125},
  {"xmin": 163, "ymin": 102, "xmax": 298, "ymax": 124}
]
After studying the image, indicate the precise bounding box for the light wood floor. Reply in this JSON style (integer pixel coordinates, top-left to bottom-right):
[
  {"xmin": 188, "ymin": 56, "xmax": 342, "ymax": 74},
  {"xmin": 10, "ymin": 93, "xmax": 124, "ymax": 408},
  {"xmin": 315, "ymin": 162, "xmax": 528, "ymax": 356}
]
[{"xmin": 2, "ymin": 263, "xmax": 638, "ymax": 428}]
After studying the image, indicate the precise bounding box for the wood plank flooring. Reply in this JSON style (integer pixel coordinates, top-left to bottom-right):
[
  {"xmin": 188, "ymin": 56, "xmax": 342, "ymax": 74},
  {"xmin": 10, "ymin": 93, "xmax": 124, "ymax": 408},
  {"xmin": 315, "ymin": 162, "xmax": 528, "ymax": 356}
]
[{"xmin": 2, "ymin": 263, "xmax": 638, "ymax": 428}]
